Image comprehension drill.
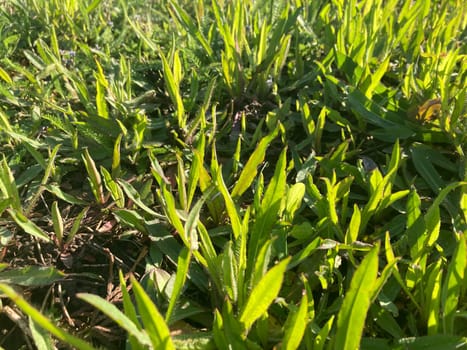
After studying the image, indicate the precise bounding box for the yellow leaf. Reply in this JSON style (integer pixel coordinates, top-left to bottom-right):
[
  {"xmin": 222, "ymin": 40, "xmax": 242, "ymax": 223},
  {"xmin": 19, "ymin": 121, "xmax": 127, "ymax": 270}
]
[{"xmin": 416, "ymin": 98, "xmax": 441, "ymax": 123}]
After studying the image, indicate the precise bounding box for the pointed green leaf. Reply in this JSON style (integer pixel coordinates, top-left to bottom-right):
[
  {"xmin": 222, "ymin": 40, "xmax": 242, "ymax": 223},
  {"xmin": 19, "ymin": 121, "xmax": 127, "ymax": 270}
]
[
  {"xmin": 131, "ymin": 276, "xmax": 175, "ymax": 349},
  {"xmin": 281, "ymin": 292, "xmax": 308, "ymax": 350},
  {"xmin": 165, "ymin": 246, "xmax": 191, "ymax": 323},
  {"xmin": 231, "ymin": 128, "xmax": 278, "ymax": 198},
  {"xmin": 78, "ymin": 293, "xmax": 151, "ymax": 347},
  {"xmin": 240, "ymin": 257, "xmax": 290, "ymax": 331},
  {"xmin": 8, "ymin": 209, "xmax": 50, "ymax": 242},
  {"xmin": 441, "ymin": 234, "xmax": 466, "ymax": 334},
  {"xmin": 0, "ymin": 283, "xmax": 96, "ymax": 350},
  {"xmin": 334, "ymin": 243, "xmax": 379, "ymax": 350},
  {"xmin": 0, "ymin": 266, "xmax": 64, "ymax": 286}
]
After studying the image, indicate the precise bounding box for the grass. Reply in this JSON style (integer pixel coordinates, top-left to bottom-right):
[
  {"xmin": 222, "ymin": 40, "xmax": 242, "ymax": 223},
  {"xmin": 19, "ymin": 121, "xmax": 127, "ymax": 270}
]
[{"xmin": 0, "ymin": 0, "xmax": 466, "ymax": 349}]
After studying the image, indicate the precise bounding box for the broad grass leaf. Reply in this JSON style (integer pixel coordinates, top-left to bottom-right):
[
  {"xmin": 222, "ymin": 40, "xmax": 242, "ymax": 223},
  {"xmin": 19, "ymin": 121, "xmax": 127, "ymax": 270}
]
[
  {"xmin": 8, "ymin": 209, "xmax": 51, "ymax": 242},
  {"xmin": 131, "ymin": 276, "xmax": 175, "ymax": 349},
  {"xmin": 78, "ymin": 293, "xmax": 151, "ymax": 347},
  {"xmin": 29, "ymin": 316, "xmax": 54, "ymax": 350},
  {"xmin": 410, "ymin": 144, "xmax": 446, "ymax": 194},
  {"xmin": 0, "ymin": 266, "xmax": 64, "ymax": 286},
  {"xmin": 425, "ymin": 260, "xmax": 442, "ymax": 335},
  {"xmin": 361, "ymin": 140, "xmax": 400, "ymax": 234},
  {"xmin": 247, "ymin": 148, "xmax": 287, "ymax": 277},
  {"xmin": 424, "ymin": 203, "xmax": 440, "ymax": 249},
  {"xmin": 441, "ymin": 234, "xmax": 466, "ymax": 334},
  {"xmin": 185, "ymin": 187, "xmax": 213, "ymax": 252},
  {"xmin": 119, "ymin": 271, "xmax": 143, "ymax": 349},
  {"xmin": 366, "ymin": 56, "xmax": 390, "ymax": 98},
  {"xmin": 231, "ymin": 128, "xmax": 278, "ymax": 198},
  {"xmin": 0, "ymin": 66, "xmax": 12, "ymax": 84},
  {"xmin": 222, "ymin": 300, "xmax": 250, "ymax": 350},
  {"xmin": 0, "ymin": 283, "xmax": 96, "ymax": 350},
  {"xmin": 396, "ymin": 335, "xmax": 467, "ymax": 349},
  {"xmin": 160, "ymin": 51, "xmax": 185, "ymax": 129},
  {"xmin": 249, "ymin": 240, "xmax": 272, "ymax": 290},
  {"xmin": 369, "ymin": 304, "xmax": 403, "ymax": 339},
  {"xmin": 406, "ymin": 190, "xmax": 426, "ymax": 260},
  {"xmin": 215, "ymin": 167, "xmax": 242, "ymax": 240},
  {"xmin": 112, "ymin": 209, "xmax": 147, "ymax": 233},
  {"xmin": 314, "ymin": 315, "xmax": 334, "ymax": 350},
  {"xmin": 168, "ymin": 0, "xmax": 213, "ymax": 58},
  {"xmin": 101, "ymin": 167, "xmax": 125, "ymax": 208},
  {"xmin": 334, "ymin": 243, "xmax": 379, "ymax": 350},
  {"xmin": 239, "ymin": 257, "xmax": 290, "ymax": 331},
  {"xmin": 94, "ymin": 60, "xmax": 109, "ymax": 119},
  {"xmin": 165, "ymin": 246, "xmax": 191, "ymax": 324},
  {"xmin": 44, "ymin": 184, "xmax": 88, "ymax": 205},
  {"xmin": 347, "ymin": 89, "xmax": 395, "ymax": 128},
  {"xmin": 213, "ymin": 309, "xmax": 228, "ymax": 349},
  {"xmin": 118, "ymin": 179, "xmax": 159, "ymax": 217},
  {"xmin": 82, "ymin": 149, "xmax": 105, "ymax": 204},
  {"xmin": 288, "ymin": 237, "xmax": 321, "ymax": 270},
  {"xmin": 222, "ymin": 241, "xmax": 239, "ymax": 303},
  {"xmin": 346, "ymin": 204, "xmax": 361, "ymax": 244},
  {"xmin": 284, "ymin": 183, "xmax": 305, "ymax": 222},
  {"xmin": 160, "ymin": 185, "xmax": 188, "ymax": 246},
  {"xmin": 281, "ymin": 292, "xmax": 308, "ymax": 350},
  {"xmin": 51, "ymin": 201, "xmax": 64, "ymax": 244},
  {"xmin": 0, "ymin": 157, "xmax": 21, "ymax": 211}
]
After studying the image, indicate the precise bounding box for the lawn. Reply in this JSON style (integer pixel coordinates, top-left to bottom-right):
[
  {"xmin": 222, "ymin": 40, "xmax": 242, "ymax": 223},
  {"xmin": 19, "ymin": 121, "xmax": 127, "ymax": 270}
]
[{"xmin": 0, "ymin": 0, "xmax": 466, "ymax": 349}]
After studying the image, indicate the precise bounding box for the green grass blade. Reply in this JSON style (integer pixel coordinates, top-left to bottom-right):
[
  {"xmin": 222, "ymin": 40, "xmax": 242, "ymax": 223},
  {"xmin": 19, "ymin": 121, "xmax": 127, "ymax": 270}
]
[
  {"xmin": 0, "ymin": 266, "xmax": 64, "ymax": 286},
  {"xmin": 281, "ymin": 292, "xmax": 308, "ymax": 350},
  {"xmin": 118, "ymin": 179, "xmax": 159, "ymax": 216},
  {"xmin": 78, "ymin": 293, "xmax": 152, "ymax": 347},
  {"xmin": 51, "ymin": 201, "xmax": 64, "ymax": 245},
  {"xmin": 7, "ymin": 209, "xmax": 50, "ymax": 242},
  {"xmin": 334, "ymin": 243, "xmax": 380, "ymax": 349},
  {"xmin": 101, "ymin": 167, "xmax": 125, "ymax": 208},
  {"xmin": 0, "ymin": 157, "xmax": 22, "ymax": 211},
  {"xmin": 239, "ymin": 257, "xmax": 290, "ymax": 332},
  {"xmin": 119, "ymin": 271, "xmax": 144, "ymax": 349},
  {"xmin": 314, "ymin": 315, "xmax": 334, "ymax": 350},
  {"xmin": 215, "ymin": 167, "xmax": 242, "ymax": 240},
  {"xmin": 82, "ymin": 149, "xmax": 105, "ymax": 204},
  {"xmin": 131, "ymin": 275, "xmax": 175, "ymax": 349},
  {"xmin": 345, "ymin": 204, "xmax": 361, "ymax": 244},
  {"xmin": 165, "ymin": 246, "xmax": 191, "ymax": 324},
  {"xmin": 0, "ymin": 283, "xmax": 96, "ymax": 350},
  {"xmin": 231, "ymin": 127, "xmax": 279, "ymax": 199},
  {"xmin": 160, "ymin": 50, "xmax": 185, "ymax": 130},
  {"xmin": 247, "ymin": 147, "xmax": 287, "ymax": 280},
  {"xmin": 396, "ymin": 335, "xmax": 467, "ymax": 349},
  {"xmin": 29, "ymin": 316, "xmax": 54, "ymax": 350},
  {"xmin": 425, "ymin": 260, "xmax": 442, "ymax": 335},
  {"xmin": 441, "ymin": 234, "xmax": 466, "ymax": 334}
]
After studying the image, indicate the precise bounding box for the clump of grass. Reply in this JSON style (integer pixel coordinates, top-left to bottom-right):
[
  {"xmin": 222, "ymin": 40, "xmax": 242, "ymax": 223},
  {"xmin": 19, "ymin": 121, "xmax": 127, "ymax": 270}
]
[{"xmin": 0, "ymin": 0, "xmax": 466, "ymax": 349}]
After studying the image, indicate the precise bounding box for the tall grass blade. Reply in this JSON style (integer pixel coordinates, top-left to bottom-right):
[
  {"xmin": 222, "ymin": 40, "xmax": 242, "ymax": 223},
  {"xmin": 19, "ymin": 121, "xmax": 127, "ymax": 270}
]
[
  {"xmin": 441, "ymin": 234, "xmax": 466, "ymax": 334},
  {"xmin": 7, "ymin": 209, "xmax": 50, "ymax": 242},
  {"xmin": 281, "ymin": 292, "xmax": 308, "ymax": 350},
  {"xmin": 231, "ymin": 127, "xmax": 279, "ymax": 198},
  {"xmin": 165, "ymin": 246, "xmax": 191, "ymax": 324},
  {"xmin": 82, "ymin": 149, "xmax": 105, "ymax": 204},
  {"xmin": 0, "ymin": 283, "xmax": 96, "ymax": 350},
  {"xmin": 78, "ymin": 293, "xmax": 151, "ymax": 346},
  {"xmin": 239, "ymin": 257, "xmax": 290, "ymax": 332},
  {"xmin": 334, "ymin": 243, "xmax": 379, "ymax": 349},
  {"xmin": 130, "ymin": 275, "xmax": 175, "ymax": 349}
]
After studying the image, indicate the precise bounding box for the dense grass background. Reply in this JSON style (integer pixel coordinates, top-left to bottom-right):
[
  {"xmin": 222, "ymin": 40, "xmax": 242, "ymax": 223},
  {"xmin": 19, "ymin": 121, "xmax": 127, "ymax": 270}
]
[{"xmin": 0, "ymin": 0, "xmax": 466, "ymax": 349}]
